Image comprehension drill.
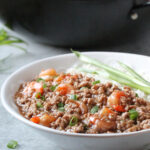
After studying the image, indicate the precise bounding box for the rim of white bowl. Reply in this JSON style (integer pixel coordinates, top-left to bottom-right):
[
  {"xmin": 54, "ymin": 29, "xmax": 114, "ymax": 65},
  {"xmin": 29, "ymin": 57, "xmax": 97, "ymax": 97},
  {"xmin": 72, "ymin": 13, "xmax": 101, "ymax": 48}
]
[{"xmin": 1, "ymin": 51, "xmax": 150, "ymax": 138}]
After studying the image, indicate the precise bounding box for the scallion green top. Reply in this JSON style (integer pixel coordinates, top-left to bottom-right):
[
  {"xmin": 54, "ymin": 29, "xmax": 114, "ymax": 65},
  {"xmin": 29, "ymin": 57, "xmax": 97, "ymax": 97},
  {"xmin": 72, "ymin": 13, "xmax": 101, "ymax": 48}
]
[
  {"xmin": 69, "ymin": 116, "xmax": 78, "ymax": 126},
  {"xmin": 7, "ymin": 140, "xmax": 18, "ymax": 149},
  {"xmin": 50, "ymin": 85, "xmax": 58, "ymax": 92},
  {"xmin": 70, "ymin": 94, "xmax": 78, "ymax": 100},
  {"xmin": 36, "ymin": 78, "xmax": 45, "ymax": 82},
  {"xmin": 129, "ymin": 109, "xmax": 138, "ymax": 120},
  {"xmin": 43, "ymin": 83, "xmax": 47, "ymax": 88},
  {"xmin": 90, "ymin": 106, "xmax": 99, "ymax": 114},
  {"xmin": 57, "ymin": 102, "xmax": 65, "ymax": 112},
  {"xmin": 36, "ymin": 102, "xmax": 43, "ymax": 108},
  {"xmin": 92, "ymin": 80, "xmax": 100, "ymax": 85}
]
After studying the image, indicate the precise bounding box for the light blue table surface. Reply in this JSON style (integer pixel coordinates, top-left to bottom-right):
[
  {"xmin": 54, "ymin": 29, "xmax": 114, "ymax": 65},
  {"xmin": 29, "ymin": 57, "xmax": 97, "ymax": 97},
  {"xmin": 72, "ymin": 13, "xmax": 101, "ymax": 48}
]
[{"xmin": 0, "ymin": 23, "xmax": 69, "ymax": 150}]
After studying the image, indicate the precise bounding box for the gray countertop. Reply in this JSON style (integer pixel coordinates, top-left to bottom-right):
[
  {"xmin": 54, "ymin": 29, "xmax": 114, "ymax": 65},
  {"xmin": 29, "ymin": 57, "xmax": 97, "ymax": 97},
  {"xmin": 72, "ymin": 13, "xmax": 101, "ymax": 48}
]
[
  {"xmin": 0, "ymin": 12, "xmax": 150, "ymax": 149},
  {"xmin": 0, "ymin": 23, "xmax": 69, "ymax": 150}
]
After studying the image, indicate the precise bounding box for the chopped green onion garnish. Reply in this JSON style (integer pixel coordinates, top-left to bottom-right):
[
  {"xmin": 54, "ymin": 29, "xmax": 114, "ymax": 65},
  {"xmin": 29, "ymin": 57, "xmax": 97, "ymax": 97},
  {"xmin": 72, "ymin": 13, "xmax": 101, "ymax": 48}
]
[
  {"xmin": 129, "ymin": 109, "xmax": 138, "ymax": 120},
  {"xmin": 43, "ymin": 83, "xmax": 47, "ymax": 88},
  {"xmin": 70, "ymin": 94, "xmax": 78, "ymax": 100},
  {"xmin": 58, "ymin": 102, "xmax": 64, "ymax": 107},
  {"xmin": 58, "ymin": 107, "xmax": 65, "ymax": 112},
  {"xmin": 36, "ymin": 102, "xmax": 43, "ymax": 108},
  {"xmin": 35, "ymin": 92, "xmax": 45, "ymax": 101},
  {"xmin": 69, "ymin": 116, "xmax": 78, "ymax": 126},
  {"xmin": 136, "ymin": 93, "xmax": 139, "ymax": 97},
  {"xmin": 92, "ymin": 71, "xmax": 98, "ymax": 74},
  {"xmin": 41, "ymin": 96, "xmax": 45, "ymax": 101},
  {"xmin": 57, "ymin": 102, "xmax": 65, "ymax": 112},
  {"xmin": 35, "ymin": 92, "xmax": 42, "ymax": 99},
  {"xmin": 7, "ymin": 140, "xmax": 18, "ymax": 149},
  {"xmin": 50, "ymin": 84, "xmax": 58, "ymax": 92},
  {"xmin": 36, "ymin": 78, "xmax": 44, "ymax": 82},
  {"xmin": 92, "ymin": 80, "xmax": 100, "ymax": 85},
  {"xmin": 91, "ymin": 106, "xmax": 99, "ymax": 114}
]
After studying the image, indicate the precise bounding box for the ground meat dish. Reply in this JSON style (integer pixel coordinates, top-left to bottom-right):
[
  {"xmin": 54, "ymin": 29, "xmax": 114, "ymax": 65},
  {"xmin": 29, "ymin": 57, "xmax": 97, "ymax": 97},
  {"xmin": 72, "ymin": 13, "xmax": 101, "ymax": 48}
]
[{"xmin": 15, "ymin": 68, "xmax": 150, "ymax": 134}]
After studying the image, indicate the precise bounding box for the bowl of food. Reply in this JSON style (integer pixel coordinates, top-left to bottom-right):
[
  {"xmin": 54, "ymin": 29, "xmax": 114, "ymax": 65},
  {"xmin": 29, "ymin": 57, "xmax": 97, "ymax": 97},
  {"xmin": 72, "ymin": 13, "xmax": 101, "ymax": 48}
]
[{"xmin": 1, "ymin": 51, "xmax": 150, "ymax": 150}]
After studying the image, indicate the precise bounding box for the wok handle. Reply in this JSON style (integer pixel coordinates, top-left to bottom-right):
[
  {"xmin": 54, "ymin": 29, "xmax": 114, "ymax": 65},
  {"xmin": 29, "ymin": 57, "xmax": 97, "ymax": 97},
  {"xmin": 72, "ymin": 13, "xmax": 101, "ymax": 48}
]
[{"xmin": 130, "ymin": 0, "xmax": 150, "ymax": 20}]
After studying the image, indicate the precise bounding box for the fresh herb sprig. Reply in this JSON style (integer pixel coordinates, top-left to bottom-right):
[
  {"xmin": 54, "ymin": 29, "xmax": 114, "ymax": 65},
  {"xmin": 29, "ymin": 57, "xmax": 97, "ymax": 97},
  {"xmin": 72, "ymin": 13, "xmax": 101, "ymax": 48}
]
[
  {"xmin": 0, "ymin": 29, "xmax": 27, "ymax": 52},
  {"xmin": 0, "ymin": 28, "xmax": 28, "ymax": 72}
]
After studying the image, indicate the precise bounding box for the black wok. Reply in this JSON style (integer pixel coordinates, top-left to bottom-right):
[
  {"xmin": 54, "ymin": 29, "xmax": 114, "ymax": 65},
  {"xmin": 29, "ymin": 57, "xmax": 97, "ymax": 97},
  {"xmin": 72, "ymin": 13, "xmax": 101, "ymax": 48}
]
[{"xmin": 0, "ymin": 0, "xmax": 150, "ymax": 48}]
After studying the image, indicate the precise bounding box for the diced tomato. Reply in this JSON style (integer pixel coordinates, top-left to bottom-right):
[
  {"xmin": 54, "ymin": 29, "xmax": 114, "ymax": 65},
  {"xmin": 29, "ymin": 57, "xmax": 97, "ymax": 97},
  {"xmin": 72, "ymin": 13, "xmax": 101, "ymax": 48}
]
[
  {"xmin": 114, "ymin": 105, "xmax": 125, "ymax": 112},
  {"xmin": 30, "ymin": 116, "xmax": 40, "ymax": 124},
  {"xmin": 56, "ymin": 84, "xmax": 68, "ymax": 95},
  {"xmin": 56, "ymin": 84, "xmax": 72, "ymax": 95}
]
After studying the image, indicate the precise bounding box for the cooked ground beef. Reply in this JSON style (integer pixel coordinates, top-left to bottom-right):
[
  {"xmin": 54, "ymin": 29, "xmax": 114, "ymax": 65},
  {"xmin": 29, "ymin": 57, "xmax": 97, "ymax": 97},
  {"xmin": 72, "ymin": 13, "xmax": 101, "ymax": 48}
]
[{"xmin": 14, "ymin": 69, "xmax": 150, "ymax": 134}]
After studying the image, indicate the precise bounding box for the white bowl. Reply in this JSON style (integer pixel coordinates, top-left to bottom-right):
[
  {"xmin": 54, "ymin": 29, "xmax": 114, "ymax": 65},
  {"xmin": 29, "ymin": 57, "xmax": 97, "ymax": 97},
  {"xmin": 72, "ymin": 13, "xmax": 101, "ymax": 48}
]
[{"xmin": 1, "ymin": 52, "xmax": 150, "ymax": 150}]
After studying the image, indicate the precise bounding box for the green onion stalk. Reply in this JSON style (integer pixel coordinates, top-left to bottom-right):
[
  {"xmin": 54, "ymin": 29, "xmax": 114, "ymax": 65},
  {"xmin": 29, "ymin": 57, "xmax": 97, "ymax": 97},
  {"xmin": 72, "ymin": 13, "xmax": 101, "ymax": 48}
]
[
  {"xmin": 72, "ymin": 50, "xmax": 150, "ymax": 94},
  {"xmin": 0, "ymin": 29, "xmax": 27, "ymax": 52}
]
